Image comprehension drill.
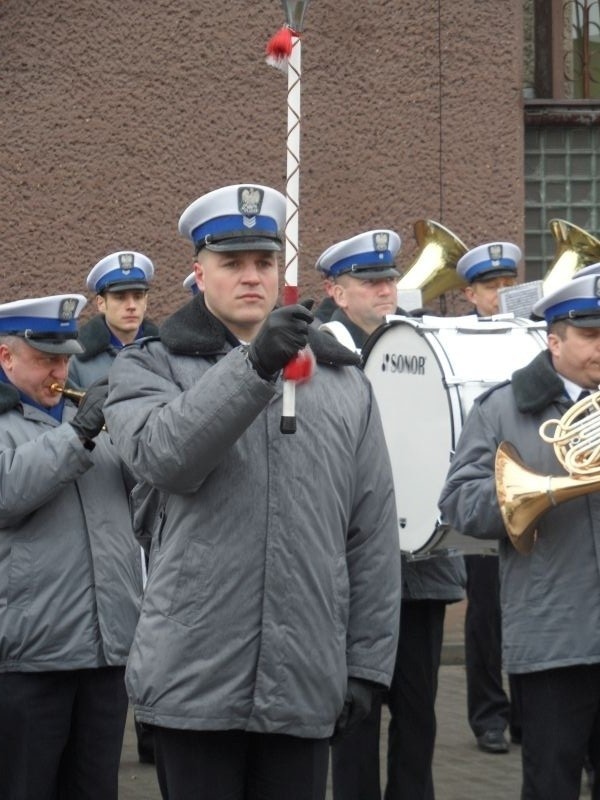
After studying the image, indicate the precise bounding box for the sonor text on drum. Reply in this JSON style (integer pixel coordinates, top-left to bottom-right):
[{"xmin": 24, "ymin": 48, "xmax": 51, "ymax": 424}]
[{"xmin": 380, "ymin": 353, "xmax": 426, "ymax": 375}]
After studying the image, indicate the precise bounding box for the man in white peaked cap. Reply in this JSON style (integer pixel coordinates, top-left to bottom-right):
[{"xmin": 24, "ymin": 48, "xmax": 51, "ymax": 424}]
[
  {"xmin": 455, "ymin": 240, "xmax": 523, "ymax": 755},
  {"xmin": 316, "ymin": 230, "xmax": 401, "ymax": 349},
  {"xmin": 0, "ymin": 294, "xmax": 143, "ymax": 800},
  {"xmin": 69, "ymin": 250, "xmax": 159, "ymax": 389},
  {"xmin": 319, "ymin": 230, "xmax": 465, "ymax": 800},
  {"xmin": 439, "ymin": 272, "xmax": 600, "ymax": 797},
  {"xmin": 103, "ymin": 183, "xmax": 401, "ymax": 800}
]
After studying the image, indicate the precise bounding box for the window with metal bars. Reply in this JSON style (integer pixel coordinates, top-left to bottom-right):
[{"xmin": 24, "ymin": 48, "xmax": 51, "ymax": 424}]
[{"xmin": 524, "ymin": 0, "xmax": 600, "ymax": 282}]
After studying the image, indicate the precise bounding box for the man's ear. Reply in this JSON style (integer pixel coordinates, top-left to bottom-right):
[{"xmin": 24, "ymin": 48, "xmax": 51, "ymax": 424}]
[
  {"xmin": 194, "ymin": 261, "xmax": 205, "ymax": 292},
  {"xmin": 463, "ymin": 285, "xmax": 476, "ymax": 306},
  {"xmin": 546, "ymin": 331, "xmax": 561, "ymax": 359},
  {"xmin": 332, "ymin": 282, "xmax": 347, "ymax": 309},
  {"xmin": 96, "ymin": 294, "xmax": 106, "ymax": 314},
  {"xmin": 0, "ymin": 343, "xmax": 14, "ymax": 372}
]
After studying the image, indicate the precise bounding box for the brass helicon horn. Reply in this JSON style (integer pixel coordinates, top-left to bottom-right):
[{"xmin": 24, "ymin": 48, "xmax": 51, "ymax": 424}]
[
  {"xmin": 495, "ymin": 390, "xmax": 600, "ymax": 554},
  {"xmin": 542, "ymin": 219, "xmax": 600, "ymax": 296},
  {"xmin": 396, "ymin": 219, "xmax": 468, "ymax": 306}
]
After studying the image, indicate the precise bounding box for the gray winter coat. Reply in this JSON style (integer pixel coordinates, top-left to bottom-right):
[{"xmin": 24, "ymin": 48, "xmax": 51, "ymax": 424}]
[
  {"xmin": 439, "ymin": 349, "xmax": 600, "ymax": 673},
  {"xmin": 68, "ymin": 314, "xmax": 159, "ymax": 389},
  {"xmin": 104, "ymin": 296, "xmax": 402, "ymax": 738},
  {"xmin": 0, "ymin": 384, "xmax": 142, "ymax": 672}
]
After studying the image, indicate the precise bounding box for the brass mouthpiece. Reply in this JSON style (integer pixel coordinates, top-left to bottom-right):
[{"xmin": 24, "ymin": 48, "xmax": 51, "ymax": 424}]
[
  {"xmin": 50, "ymin": 383, "xmax": 86, "ymax": 404},
  {"xmin": 50, "ymin": 382, "xmax": 108, "ymax": 433}
]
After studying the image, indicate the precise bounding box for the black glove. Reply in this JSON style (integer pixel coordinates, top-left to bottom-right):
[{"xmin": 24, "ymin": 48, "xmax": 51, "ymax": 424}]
[
  {"xmin": 248, "ymin": 304, "xmax": 313, "ymax": 378},
  {"xmin": 69, "ymin": 376, "xmax": 109, "ymax": 442},
  {"xmin": 331, "ymin": 678, "xmax": 380, "ymax": 742}
]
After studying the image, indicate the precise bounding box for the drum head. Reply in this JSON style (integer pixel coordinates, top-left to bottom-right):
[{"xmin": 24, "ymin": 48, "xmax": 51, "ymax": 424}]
[{"xmin": 363, "ymin": 318, "xmax": 456, "ymax": 554}]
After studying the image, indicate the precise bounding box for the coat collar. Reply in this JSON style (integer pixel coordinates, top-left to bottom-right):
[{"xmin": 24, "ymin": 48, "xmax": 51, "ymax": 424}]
[
  {"xmin": 159, "ymin": 295, "xmax": 361, "ymax": 367},
  {"xmin": 511, "ymin": 350, "xmax": 566, "ymax": 414},
  {"xmin": 0, "ymin": 380, "xmax": 20, "ymax": 413},
  {"xmin": 76, "ymin": 314, "xmax": 159, "ymax": 362},
  {"xmin": 330, "ymin": 308, "xmax": 370, "ymax": 349}
]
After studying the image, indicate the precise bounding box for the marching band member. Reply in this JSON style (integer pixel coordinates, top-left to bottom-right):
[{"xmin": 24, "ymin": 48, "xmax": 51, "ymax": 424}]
[
  {"xmin": 439, "ymin": 274, "xmax": 600, "ymax": 798},
  {"xmin": 0, "ymin": 294, "xmax": 142, "ymax": 800},
  {"xmin": 457, "ymin": 243, "xmax": 522, "ymax": 754},
  {"xmin": 317, "ymin": 230, "xmax": 466, "ymax": 800},
  {"xmin": 69, "ymin": 249, "xmax": 159, "ymax": 765},
  {"xmin": 317, "ymin": 230, "xmax": 401, "ymax": 349},
  {"xmin": 69, "ymin": 250, "xmax": 158, "ymax": 389},
  {"xmin": 103, "ymin": 183, "xmax": 402, "ymax": 800}
]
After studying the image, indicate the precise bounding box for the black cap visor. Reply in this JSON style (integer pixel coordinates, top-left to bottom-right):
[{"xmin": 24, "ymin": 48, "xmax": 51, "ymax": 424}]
[
  {"xmin": 470, "ymin": 268, "xmax": 518, "ymax": 283},
  {"xmin": 21, "ymin": 334, "xmax": 83, "ymax": 355},
  {"xmin": 564, "ymin": 314, "xmax": 600, "ymax": 328},
  {"xmin": 101, "ymin": 281, "xmax": 150, "ymax": 293},
  {"xmin": 203, "ymin": 238, "xmax": 282, "ymax": 253},
  {"xmin": 340, "ymin": 266, "xmax": 401, "ymax": 281}
]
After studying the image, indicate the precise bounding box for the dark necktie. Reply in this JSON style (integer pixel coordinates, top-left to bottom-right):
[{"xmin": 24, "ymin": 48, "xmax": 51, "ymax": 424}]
[{"xmin": 577, "ymin": 389, "xmax": 591, "ymax": 402}]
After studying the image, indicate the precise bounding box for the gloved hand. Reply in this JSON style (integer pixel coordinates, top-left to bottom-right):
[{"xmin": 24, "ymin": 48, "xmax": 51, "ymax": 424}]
[
  {"xmin": 299, "ymin": 297, "xmax": 315, "ymax": 311},
  {"xmin": 69, "ymin": 376, "xmax": 109, "ymax": 442},
  {"xmin": 248, "ymin": 304, "xmax": 313, "ymax": 379},
  {"xmin": 331, "ymin": 678, "xmax": 381, "ymax": 742}
]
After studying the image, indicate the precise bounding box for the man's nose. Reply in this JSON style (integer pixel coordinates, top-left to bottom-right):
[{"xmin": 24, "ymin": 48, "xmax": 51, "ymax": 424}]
[
  {"xmin": 240, "ymin": 264, "xmax": 261, "ymax": 282},
  {"xmin": 51, "ymin": 358, "xmax": 69, "ymax": 378}
]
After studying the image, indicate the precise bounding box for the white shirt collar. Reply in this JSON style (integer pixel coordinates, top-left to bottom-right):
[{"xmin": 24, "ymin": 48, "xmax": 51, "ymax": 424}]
[{"xmin": 560, "ymin": 374, "xmax": 588, "ymax": 403}]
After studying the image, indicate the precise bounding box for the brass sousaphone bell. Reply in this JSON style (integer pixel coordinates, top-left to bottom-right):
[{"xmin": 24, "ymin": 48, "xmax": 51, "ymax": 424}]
[
  {"xmin": 396, "ymin": 219, "xmax": 468, "ymax": 306},
  {"xmin": 496, "ymin": 390, "xmax": 600, "ymax": 554},
  {"xmin": 542, "ymin": 219, "xmax": 600, "ymax": 295}
]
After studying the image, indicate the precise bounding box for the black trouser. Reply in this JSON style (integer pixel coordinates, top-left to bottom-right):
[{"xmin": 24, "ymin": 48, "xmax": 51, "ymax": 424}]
[
  {"xmin": 0, "ymin": 666, "xmax": 128, "ymax": 800},
  {"xmin": 464, "ymin": 554, "xmax": 521, "ymax": 738},
  {"xmin": 152, "ymin": 726, "xmax": 330, "ymax": 800},
  {"xmin": 514, "ymin": 665, "xmax": 600, "ymax": 800},
  {"xmin": 331, "ymin": 599, "xmax": 446, "ymax": 800}
]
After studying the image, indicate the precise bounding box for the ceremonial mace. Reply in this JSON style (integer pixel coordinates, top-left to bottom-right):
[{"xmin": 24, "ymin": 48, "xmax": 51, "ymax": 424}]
[{"xmin": 266, "ymin": 0, "xmax": 314, "ymax": 434}]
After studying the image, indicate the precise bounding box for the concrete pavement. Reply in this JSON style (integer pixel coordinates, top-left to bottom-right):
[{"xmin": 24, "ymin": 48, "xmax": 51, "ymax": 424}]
[
  {"xmin": 118, "ymin": 664, "xmax": 526, "ymax": 800},
  {"xmin": 117, "ymin": 599, "xmax": 590, "ymax": 799}
]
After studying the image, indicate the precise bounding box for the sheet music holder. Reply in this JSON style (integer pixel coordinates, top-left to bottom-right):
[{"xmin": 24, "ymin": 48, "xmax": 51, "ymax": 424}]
[{"xmin": 498, "ymin": 280, "xmax": 544, "ymax": 319}]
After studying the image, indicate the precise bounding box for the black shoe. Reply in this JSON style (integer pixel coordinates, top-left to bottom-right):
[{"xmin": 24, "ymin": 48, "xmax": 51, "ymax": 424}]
[{"xmin": 476, "ymin": 730, "xmax": 510, "ymax": 754}]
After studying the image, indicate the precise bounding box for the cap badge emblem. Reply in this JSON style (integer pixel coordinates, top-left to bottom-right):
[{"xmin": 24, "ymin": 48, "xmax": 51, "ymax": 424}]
[
  {"xmin": 488, "ymin": 244, "xmax": 503, "ymax": 264},
  {"xmin": 119, "ymin": 253, "xmax": 135, "ymax": 275},
  {"xmin": 59, "ymin": 298, "xmax": 78, "ymax": 320},
  {"xmin": 373, "ymin": 232, "xmax": 389, "ymax": 252},
  {"xmin": 239, "ymin": 186, "xmax": 263, "ymax": 226}
]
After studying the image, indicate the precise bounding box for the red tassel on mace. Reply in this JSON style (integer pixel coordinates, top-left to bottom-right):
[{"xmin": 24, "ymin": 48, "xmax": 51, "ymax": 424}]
[
  {"xmin": 265, "ymin": 25, "xmax": 294, "ymax": 69},
  {"xmin": 282, "ymin": 348, "xmax": 315, "ymax": 383}
]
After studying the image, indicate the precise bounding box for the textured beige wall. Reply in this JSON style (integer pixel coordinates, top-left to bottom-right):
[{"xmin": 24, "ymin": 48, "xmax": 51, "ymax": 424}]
[{"xmin": 0, "ymin": 0, "xmax": 524, "ymax": 321}]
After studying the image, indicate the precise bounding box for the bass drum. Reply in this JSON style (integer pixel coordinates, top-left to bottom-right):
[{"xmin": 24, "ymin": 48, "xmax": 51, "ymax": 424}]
[{"xmin": 362, "ymin": 314, "xmax": 547, "ymax": 555}]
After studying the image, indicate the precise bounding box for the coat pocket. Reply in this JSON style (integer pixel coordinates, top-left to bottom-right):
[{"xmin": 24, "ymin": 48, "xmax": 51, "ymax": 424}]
[
  {"xmin": 167, "ymin": 539, "xmax": 212, "ymax": 627},
  {"xmin": 2, "ymin": 543, "xmax": 34, "ymax": 609},
  {"xmin": 331, "ymin": 553, "xmax": 350, "ymax": 637}
]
